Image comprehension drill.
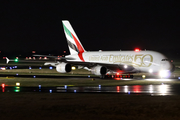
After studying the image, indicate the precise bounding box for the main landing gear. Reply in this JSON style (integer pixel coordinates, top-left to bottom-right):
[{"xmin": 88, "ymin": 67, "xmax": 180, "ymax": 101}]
[{"xmin": 100, "ymin": 74, "xmax": 134, "ymax": 79}]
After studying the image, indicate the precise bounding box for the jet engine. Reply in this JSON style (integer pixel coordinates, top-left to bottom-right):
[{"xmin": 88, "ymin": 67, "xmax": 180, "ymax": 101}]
[
  {"xmin": 56, "ymin": 62, "xmax": 71, "ymax": 73},
  {"xmin": 91, "ymin": 66, "xmax": 107, "ymax": 75}
]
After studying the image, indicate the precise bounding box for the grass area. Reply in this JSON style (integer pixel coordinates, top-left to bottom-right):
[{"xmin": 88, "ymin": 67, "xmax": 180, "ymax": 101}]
[{"xmin": 0, "ymin": 68, "xmax": 92, "ymax": 75}]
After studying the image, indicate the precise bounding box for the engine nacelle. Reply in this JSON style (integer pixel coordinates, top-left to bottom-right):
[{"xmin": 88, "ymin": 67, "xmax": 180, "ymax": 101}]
[
  {"xmin": 56, "ymin": 62, "xmax": 71, "ymax": 73},
  {"xmin": 91, "ymin": 66, "xmax": 107, "ymax": 75}
]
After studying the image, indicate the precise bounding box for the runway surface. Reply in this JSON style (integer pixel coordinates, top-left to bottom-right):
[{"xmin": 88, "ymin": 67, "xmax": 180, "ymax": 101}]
[
  {"xmin": 1, "ymin": 83, "xmax": 180, "ymax": 96},
  {"xmin": 1, "ymin": 72, "xmax": 180, "ymax": 96}
]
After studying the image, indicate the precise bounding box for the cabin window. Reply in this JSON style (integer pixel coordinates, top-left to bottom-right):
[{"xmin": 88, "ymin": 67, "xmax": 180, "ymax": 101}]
[{"xmin": 161, "ymin": 59, "xmax": 169, "ymax": 61}]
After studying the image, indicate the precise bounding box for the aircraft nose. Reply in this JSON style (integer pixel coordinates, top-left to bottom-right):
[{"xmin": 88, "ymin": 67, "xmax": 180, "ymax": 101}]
[
  {"xmin": 166, "ymin": 62, "xmax": 175, "ymax": 72},
  {"xmin": 170, "ymin": 64, "xmax": 175, "ymax": 72},
  {"xmin": 163, "ymin": 62, "xmax": 174, "ymax": 71}
]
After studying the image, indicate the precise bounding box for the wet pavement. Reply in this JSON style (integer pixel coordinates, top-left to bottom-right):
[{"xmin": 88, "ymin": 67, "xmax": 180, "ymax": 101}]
[
  {"xmin": 1, "ymin": 73, "xmax": 180, "ymax": 95},
  {"xmin": 1, "ymin": 84, "xmax": 180, "ymax": 96}
]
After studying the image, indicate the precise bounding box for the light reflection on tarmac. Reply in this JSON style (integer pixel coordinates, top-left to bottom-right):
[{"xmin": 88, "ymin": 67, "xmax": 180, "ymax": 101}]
[
  {"xmin": 1, "ymin": 84, "xmax": 180, "ymax": 96},
  {"xmin": 1, "ymin": 73, "xmax": 180, "ymax": 95}
]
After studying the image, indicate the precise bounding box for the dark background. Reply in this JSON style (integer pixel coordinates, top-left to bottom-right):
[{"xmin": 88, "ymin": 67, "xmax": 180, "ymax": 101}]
[{"xmin": 0, "ymin": 0, "xmax": 180, "ymax": 58}]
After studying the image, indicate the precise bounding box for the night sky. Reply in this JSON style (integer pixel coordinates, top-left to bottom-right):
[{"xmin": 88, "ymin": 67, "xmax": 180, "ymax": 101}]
[{"xmin": 1, "ymin": 0, "xmax": 180, "ymax": 56}]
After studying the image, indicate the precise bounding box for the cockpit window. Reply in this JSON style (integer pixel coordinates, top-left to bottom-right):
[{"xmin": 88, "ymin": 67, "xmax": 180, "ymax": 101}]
[{"xmin": 161, "ymin": 59, "xmax": 169, "ymax": 61}]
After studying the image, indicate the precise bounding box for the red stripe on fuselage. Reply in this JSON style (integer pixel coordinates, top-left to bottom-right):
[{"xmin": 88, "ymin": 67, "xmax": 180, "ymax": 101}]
[
  {"xmin": 71, "ymin": 33, "xmax": 85, "ymax": 62},
  {"xmin": 78, "ymin": 52, "xmax": 85, "ymax": 62}
]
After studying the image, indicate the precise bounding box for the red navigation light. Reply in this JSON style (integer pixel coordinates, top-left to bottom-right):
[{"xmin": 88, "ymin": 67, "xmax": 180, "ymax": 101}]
[
  {"xmin": 135, "ymin": 48, "xmax": 140, "ymax": 52},
  {"xmin": 2, "ymin": 83, "xmax": 5, "ymax": 88}
]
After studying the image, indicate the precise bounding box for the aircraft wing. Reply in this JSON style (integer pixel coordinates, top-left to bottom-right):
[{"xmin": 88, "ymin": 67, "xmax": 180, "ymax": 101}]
[{"xmin": 61, "ymin": 61, "xmax": 137, "ymax": 74}]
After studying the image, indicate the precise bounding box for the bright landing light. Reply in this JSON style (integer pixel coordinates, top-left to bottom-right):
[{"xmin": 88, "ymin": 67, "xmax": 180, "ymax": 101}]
[
  {"xmin": 72, "ymin": 66, "xmax": 76, "ymax": 70},
  {"xmin": 124, "ymin": 65, "xmax": 128, "ymax": 69},
  {"xmin": 159, "ymin": 70, "xmax": 171, "ymax": 78},
  {"xmin": 149, "ymin": 69, "xmax": 153, "ymax": 73}
]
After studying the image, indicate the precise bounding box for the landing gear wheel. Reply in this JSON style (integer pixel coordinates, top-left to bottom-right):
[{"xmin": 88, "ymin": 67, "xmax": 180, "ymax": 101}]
[{"xmin": 100, "ymin": 74, "xmax": 106, "ymax": 79}]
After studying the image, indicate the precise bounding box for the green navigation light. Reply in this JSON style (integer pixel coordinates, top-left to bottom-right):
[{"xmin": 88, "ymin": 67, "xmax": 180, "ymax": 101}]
[{"xmin": 15, "ymin": 59, "xmax": 18, "ymax": 62}]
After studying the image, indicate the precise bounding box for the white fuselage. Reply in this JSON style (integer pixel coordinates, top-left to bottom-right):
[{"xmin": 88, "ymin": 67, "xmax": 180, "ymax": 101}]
[
  {"xmin": 66, "ymin": 50, "xmax": 173, "ymax": 73},
  {"xmin": 61, "ymin": 20, "xmax": 174, "ymax": 77}
]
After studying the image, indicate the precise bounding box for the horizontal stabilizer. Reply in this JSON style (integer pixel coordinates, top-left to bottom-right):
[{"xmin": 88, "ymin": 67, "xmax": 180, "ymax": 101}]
[
  {"xmin": 6, "ymin": 57, "xmax": 13, "ymax": 64},
  {"xmin": 33, "ymin": 55, "xmax": 75, "ymax": 60},
  {"xmin": 44, "ymin": 62, "xmax": 58, "ymax": 67}
]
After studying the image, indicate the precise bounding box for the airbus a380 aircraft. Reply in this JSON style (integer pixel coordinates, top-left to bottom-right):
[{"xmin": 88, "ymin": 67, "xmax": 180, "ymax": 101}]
[{"xmin": 45, "ymin": 20, "xmax": 175, "ymax": 78}]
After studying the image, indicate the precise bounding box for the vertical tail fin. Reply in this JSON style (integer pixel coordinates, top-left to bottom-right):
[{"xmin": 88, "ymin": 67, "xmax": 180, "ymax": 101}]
[{"xmin": 62, "ymin": 20, "xmax": 86, "ymax": 55}]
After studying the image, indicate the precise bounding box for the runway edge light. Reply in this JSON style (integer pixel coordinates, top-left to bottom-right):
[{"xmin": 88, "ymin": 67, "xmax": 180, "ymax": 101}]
[
  {"xmin": 2, "ymin": 83, "xmax": 5, "ymax": 88},
  {"xmin": 49, "ymin": 90, "xmax": 52, "ymax": 93},
  {"xmin": 16, "ymin": 82, "xmax": 20, "ymax": 86}
]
